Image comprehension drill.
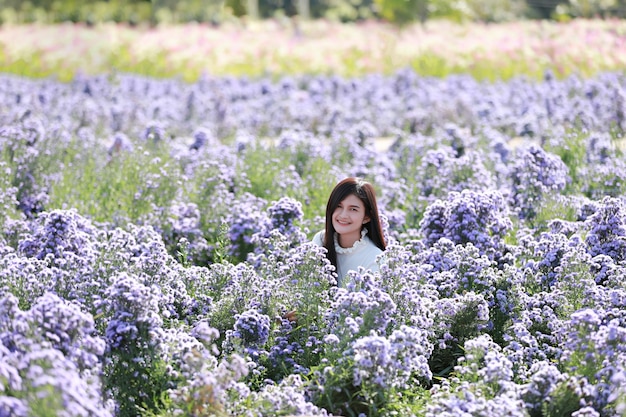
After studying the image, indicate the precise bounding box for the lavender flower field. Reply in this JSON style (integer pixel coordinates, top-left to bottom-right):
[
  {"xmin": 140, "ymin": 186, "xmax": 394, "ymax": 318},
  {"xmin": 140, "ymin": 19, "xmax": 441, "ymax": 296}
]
[{"xmin": 1, "ymin": 67, "xmax": 626, "ymax": 416}]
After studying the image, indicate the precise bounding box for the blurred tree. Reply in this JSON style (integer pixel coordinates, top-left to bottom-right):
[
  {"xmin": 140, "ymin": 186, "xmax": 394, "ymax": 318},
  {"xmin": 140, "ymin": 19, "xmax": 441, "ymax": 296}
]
[
  {"xmin": 258, "ymin": 0, "xmax": 297, "ymax": 17},
  {"xmin": 525, "ymin": 0, "xmax": 567, "ymax": 18},
  {"xmin": 225, "ymin": 0, "xmax": 247, "ymax": 16},
  {"xmin": 315, "ymin": 0, "xmax": 377, "ymax": 21},
  {"xmin": 556, "ymin": 0, "xmax": 621, "ymax": 17},
  {"xmin": 464, "ymin": 0, "xmax": 527, "ymax": 22},
  {"xmin": 247, "ymin": 0, "xmax": 259, "ymax": 17},
  {"xmin": 2, "ymin": 0, "xmax": 625, "ymax": 23},
  {"xmin": 150, "ymin": 0, "xmax": 225, "ymax": 23},
  {"xmin": 373, "ymin": 0, "xmax": 427, "ymax": 25}
]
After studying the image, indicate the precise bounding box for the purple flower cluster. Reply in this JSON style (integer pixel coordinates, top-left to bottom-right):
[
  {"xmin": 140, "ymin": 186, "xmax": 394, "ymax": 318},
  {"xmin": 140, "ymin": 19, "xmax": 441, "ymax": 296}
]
[
  {"xmin": 267, "ymin": 196, "xmax": 304, "ymax": 236},
  {"xmin": 376, "ymin": 243, "xmax": 439, "ymax": 332},
  {"xmin": 427, "ymin": 335, "xmax": 525, "ymax": 416},
  {"xmin": 247, "ymin": 239, "xmax": 334, "ymax": 377},
  {"xmin": 0, "ymin": 162, "xmax": 19, "ymax": 223},
  {"xmin": 0, "ymin": 247, "xmax": 56, "ymax": 307},
  {"xmin": 267, "ymin": 319, "xmax": 310, "ymax": 376},
  {"xmin": 226, "ymin": 193, "xmax": 271, "ymax": 261},
  {"xmin": 352, "ymin": 325, "xmax": 433, "ymax": 391},
  {"xmin": 520, "ymin": 360, "xmax": 565, "ymax": 413},
  {"xmin": 418, "ymin": 239, "xmax": 499, "ymax": 296},
  {"xmin": 252, "ymin": 375, "xmax": 330, "ymax": 416},
  {"xmin": 0, "ymin": 347, "xmax": 114, "ymax": 417},
  {"xmin": 419, "ymin": 190, "xmax": 512, "ymax": 261},
  {"xmin": 0, "ymin": 293, "xmax": 113, "ymax": 416},
  {"xmin": 18, "ymin": 209, "xmax": 98, "ymax": 265},
  {"xmin": 161, "ymin": 200, "xmax": 212, "ymax": 266},
  {"xmin": 100, "ymin": 273, "xmax": 163, "ymax": 350},
  {"xmin": 229, "ymin": 309, "xmax": 271, "ymax": 348},
  {"xmin": 519, "ymin": 230, "xmax": 586, "ymax": 290},
  {"xmin": 509, "ymin": 144, "xmax": 570, "ymax": 220},
  {"xmin": 585, "ymin": 196, "xmax": 626, "ymax": 263},
  {"xmin": 12, "ymin": 292, "xmax": 104, "ymax": 370},
  {"xmin": 557, "ymin": 308, "xmax": 626, "ymax": 411},
  {"xmin": 325, "ymin": 287, "xmax": 397, "ymax": 340},
  {"xmin": 0, "ymin": 121, "xmax": 50, "ymax": 218},
  {"xmin": 414, "ymin": 146, "xmax": 496, "ymax": 201},
  {"xmin": 166, "ymin": 353, "xmax": 250, "ymax": 415}
]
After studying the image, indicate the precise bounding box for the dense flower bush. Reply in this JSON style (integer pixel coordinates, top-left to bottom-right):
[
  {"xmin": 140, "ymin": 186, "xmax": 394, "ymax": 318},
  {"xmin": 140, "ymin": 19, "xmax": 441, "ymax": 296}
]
[{"xmin": 0, "ymin": 69, "xmax": 625, "ymax": 416}]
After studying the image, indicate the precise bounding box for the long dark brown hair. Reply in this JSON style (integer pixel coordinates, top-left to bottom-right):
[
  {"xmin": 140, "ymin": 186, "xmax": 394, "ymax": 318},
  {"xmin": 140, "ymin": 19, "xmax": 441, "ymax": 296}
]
[{"xmin": 323, "ymin": 177, "xmax": 386, "ymax": 269}]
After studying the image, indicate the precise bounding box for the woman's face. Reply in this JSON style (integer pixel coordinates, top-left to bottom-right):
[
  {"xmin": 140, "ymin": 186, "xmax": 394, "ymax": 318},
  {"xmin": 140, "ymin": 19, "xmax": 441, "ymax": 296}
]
[{"xmin": 332, "ymin": 194, "xmax": 370, "ymax": 239}]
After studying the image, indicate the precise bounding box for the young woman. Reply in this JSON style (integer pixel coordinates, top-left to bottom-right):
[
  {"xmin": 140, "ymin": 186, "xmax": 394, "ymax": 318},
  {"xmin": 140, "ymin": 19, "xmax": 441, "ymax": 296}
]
[{"xmin": 313, "ymin": 177, "xmax": 387, "ymax": 286}]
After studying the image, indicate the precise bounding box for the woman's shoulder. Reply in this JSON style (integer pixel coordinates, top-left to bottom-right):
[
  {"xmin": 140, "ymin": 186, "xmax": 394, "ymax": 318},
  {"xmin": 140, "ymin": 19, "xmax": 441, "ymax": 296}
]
[
  {"xmin": 312, "ymin": 230, "xmax": 324, "ymax": 246},
  {"xmin": 363, "ymin": 235, "xmax": 384, "ymax": 254}
]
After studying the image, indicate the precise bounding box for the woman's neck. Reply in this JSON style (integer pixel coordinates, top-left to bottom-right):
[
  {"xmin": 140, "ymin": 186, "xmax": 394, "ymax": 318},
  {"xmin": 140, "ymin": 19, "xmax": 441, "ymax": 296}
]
[{"xmin": 338, "ymin": 230, "xmax": 362, "ymax": 248}]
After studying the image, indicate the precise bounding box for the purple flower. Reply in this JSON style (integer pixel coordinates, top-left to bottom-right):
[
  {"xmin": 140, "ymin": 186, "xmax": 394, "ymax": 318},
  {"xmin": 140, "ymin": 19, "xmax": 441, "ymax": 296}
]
[
  {"xmin": 141, "ymin": 121, "xmax": 167, "ymax": 143},
  {"xmin": 0, "ymin": 396, "xmax": 28, "ymax": 417},
  {"xmin": 232, "ymin": 309, "xmax": 271, "ymax": 347},
  {"xmin": 520, "ymin": 361, "xmax": 566, "ymax": 412},
  {"xmin": 100, "ymin": 273, "xmax": 163, "ymax": 350},
  {"xmin": 20, "ymin": 292, "xmax": 104, "ymax": 371},
  {"xmin": 18, "ymin": 209, "xmax": 98, "ymax": 265},
  {"xmin": 267, "ymin": 197, "xmax": 303, "ymax": 236},
  {"xmin": 352, "ymin": 334, "xmax": 393, "ymax": 388},
  {"xmin": 254, "ymin": 374, "xmax": 329, "ymax": 416},
  {"xmin": 419, "ymin": 190, "xmax": 512, "ymax": 261},
  {"xmin": 509, "ymin": 144, "xmax": 569, "ymax": 220},
  {"xmin": 0, "ymin": 341, "xmax": 112, "ymax": 416},
  {"xmin": 325, "ymin": 287, "xmax": 397, "ymax": 340},
  {"xmin": 585, "ymin": 196, "xmax": 626, "ymax": 263},
  {"xmin": 226, "ymin": 193, "xmax": 271, "ymax": 261}
]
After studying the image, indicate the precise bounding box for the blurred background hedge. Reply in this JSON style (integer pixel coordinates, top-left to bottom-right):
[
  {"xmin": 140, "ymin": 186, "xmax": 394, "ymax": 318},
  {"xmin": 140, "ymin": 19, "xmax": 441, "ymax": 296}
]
[{"xmin": 0, "ymin": 0, "xmax": 625, "ymax": 25}]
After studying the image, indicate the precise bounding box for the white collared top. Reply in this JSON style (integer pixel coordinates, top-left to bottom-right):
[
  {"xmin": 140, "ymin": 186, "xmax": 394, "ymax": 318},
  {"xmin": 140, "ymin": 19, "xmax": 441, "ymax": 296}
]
[{"xmin": 312, "ymin": 228, "xmax": 383, "ymax": 286}]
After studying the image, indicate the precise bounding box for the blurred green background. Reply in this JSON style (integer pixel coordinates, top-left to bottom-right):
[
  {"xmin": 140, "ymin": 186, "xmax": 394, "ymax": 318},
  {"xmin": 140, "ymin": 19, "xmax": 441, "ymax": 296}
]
[{"xmin": 1, "ymin": 0, "xmax": 625, "ymax": 26}]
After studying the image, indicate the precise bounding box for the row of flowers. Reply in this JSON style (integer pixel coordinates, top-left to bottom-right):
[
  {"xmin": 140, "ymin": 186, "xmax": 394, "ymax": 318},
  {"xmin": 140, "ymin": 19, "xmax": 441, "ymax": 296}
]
[
  {"xmin": 0, "ymin": 69, "xmax": 625, "ymax": 415},
  {"xmin": 2, "ymin": 196, "xmax": 626, "ymax": 416},
  {"xmin": 1, "ymin": 19, "xmax": 626, "ymax": 80}
]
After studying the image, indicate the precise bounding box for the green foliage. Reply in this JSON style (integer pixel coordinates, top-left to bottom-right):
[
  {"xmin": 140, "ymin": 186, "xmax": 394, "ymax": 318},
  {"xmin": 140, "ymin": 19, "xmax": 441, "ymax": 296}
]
[
  {"xmin": 371, "ymin": 0, "xmax": 528, "ymax": 25},
  {"xmin": 544, "ymin": 131, "xmax": 587, "ymax": 193},
  {"xmin": 238, "ymin": 141, "xmax": 335, "ymax": 221},
  {"xmin": 373, "ymin": 0, "xmax": 427, "ymax": 26},
  {"xmin": 0, "ymin": 123, "xmax": 69, "ymax": 218},
  {"xmin": 49, "ymin": 142, "xmax": 180, "ymax": 227},
  {"xmin": 430, "ymin": 306, "xmax": 487, "ymax": 378},
  {"xmin": 530, "ymin": 195, "xmax": 580, "ymax": 232},
  {"xmin": 239, "ymin": 145, "xmax": 292, "ymax": 200},
  {"xmin": 298, "ymin": 158, "xmax": 336, "ymax": 220},
  {"xmin": 321, "ymin": 0, "xmax": 377, "ymax": 21},
  {"xmin": 0, "ymin": 162, "xmax": 19, "ymax": 228},
  {"xmin": 105, "ymin": 348, "xmax": 174, "ymax": 417},
  {"xmin": 310, "ymin": 360, "xmax": 384, "ymax": 416},
  {"xmin": 542, "ymin": 376, "xmax": 583, "ymax": 417},
  {"xmin": 380, "ymin": 385, "xmax": 430, "ymax": 416}
]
